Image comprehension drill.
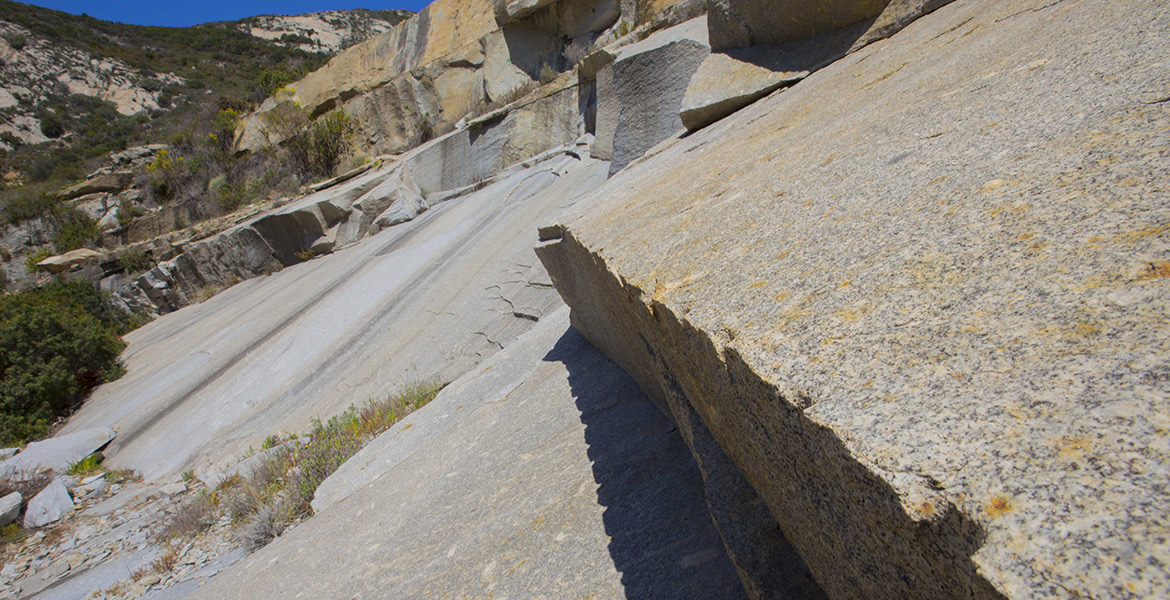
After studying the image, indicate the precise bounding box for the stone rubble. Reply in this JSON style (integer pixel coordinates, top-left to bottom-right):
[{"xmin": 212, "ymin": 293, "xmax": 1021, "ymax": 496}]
[{"xmin": 0, "ymin": 473, "xmax": 256, "ymax": 600}]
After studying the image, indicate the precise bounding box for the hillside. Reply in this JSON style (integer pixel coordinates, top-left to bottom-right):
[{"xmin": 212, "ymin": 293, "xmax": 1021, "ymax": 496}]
[
  {"xmin": 236, "ymin": 9, "xmax": 412, "ymax": 54},
  {"xmin": 0, "ymin": 0, "xmax": 1166, "ymax": 599},
  {"xmin": 0, "ymin": 1, "xmax": 413, "ymax": 295}
]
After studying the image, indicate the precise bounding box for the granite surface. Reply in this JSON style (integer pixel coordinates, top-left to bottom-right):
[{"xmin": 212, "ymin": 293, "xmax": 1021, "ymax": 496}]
[
  {"xmin": 539, "ymin": 0, "xmax": 1170, "ymax": 597},
  {"xmin": 59, "ymin": 153, "xmax": 609, "ymax": 482},
  {"xmin": 189, "ymin": 308, "xmax": 756, "ymax": 599}
]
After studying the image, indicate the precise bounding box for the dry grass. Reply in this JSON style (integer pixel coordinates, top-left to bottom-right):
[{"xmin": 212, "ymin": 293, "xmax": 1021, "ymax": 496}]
[
  {"xmin": 0, "ymin": 471, "xmax": 52, "ymax": 502},
  {"xmin": 160, "ymin": 380, "xmax": 444, "ymax": 553},
  {"xmin": 132, "ymin": 544, "xmax": 180, "ymax": 579},
  {"xmin": 160, "ymin": 491, "xmax": 218, "ymax": 540}
]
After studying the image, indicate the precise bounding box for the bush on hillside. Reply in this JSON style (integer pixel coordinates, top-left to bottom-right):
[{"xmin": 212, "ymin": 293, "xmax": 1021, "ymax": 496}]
[
  {"xmin": 281, "ymin": 109, "xmax": 353, "ymax": 180},
  {"xmin": 1, "ymin": 190, "xmax": 57, "ymax": 225},
  {"xmin": 50, "ymin": 207, "xmax": 101, "ymax": 252},
  {"xmin": 0, "ymin": 279, "xmax": 146, "ymax": 445}
]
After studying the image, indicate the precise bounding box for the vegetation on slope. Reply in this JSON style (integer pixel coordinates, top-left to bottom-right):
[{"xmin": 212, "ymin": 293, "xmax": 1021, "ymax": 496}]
[
  {"xmin": 0, "ymin": 279, "xmax": 148, "ymax": 444},
  {"xmin": 0, "ymin": 0, "xmax": 341, "ymax": 233},
  {"xmin": 163, "ymin": 381, "xmax": 444, "ymax": 550}
]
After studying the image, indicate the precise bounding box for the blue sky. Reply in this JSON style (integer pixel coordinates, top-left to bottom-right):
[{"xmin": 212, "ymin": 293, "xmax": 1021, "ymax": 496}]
[{"xmin": 18, "ymin": 1, "xmax": 433, "ymax": 27}]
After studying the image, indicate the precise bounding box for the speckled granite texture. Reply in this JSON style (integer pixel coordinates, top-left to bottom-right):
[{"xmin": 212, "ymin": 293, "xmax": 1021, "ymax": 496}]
[{"xmin": 538, "ymin": 0, "xmax": 1170, "ymax": 598}]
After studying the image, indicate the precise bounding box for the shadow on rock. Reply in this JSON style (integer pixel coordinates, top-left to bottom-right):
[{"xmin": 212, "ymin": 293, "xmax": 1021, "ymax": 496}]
[{"xmin": 542, "ymin": 326, "xmax": 748, "ymax": 599}]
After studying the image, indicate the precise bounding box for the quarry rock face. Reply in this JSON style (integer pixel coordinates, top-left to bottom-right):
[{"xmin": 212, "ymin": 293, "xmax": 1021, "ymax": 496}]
[
  {"xmin": 235, "ymin": 0, "xmax": 701, "ymax": 157},
  {"xmin": 190, "ymin": 308, "xmax": 757, "ymax": 599},
  {"xmin": 17, "ymin": 0, "xmax": 1165, "ymax": 597},
  {"xmin": 706, "ymin": 0, "xmax": 888, "ymax": 50},
  {"xmin": 117, "ymin": 84, "xmax": 588, "ymax": 315},
  {"xmin": 538, "ymin": 0, "xmax": 1170, "ymax": 598}
]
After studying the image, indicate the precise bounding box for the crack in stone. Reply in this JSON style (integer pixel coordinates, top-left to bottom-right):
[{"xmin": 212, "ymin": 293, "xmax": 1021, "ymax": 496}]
[{"xmin": 994, "ymin": 0, "xmax": 1074, "ymax": 23}]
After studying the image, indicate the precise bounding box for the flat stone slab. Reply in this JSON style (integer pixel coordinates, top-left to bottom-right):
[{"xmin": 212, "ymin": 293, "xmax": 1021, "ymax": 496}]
[
  {"xmin": 537, "ymin": 0, "xmax": 1170, "ymax": 598},
  {"xmin": 190, "ymin": 308, "xmax": 752, "ymax": 599},
  {"xmin": 0, "ymin": 427, "xmax": 115, "ymax": 479}
]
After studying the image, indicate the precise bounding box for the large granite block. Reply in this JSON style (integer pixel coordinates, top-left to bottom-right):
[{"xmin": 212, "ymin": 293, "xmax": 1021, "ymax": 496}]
[{"xmin": 538, "ymin": 0, "xmax": 1170, "ymax": 598}]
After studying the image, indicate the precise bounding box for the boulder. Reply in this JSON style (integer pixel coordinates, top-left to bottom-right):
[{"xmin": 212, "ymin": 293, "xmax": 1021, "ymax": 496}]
[
  {"xmin": 79, "ymin": 476, "xmax": 108, "ymax": 499},
  {"xmin": 23, "ymin": 478, "xmax": 74, "ymax": 528},
  {"xmin": 0, "ymin": 491, "xmax": 20, "ymax": 527},
  {"xmin": 371, "ymin": 190, "xmax": 427, "ymax": 231},
  {"xmin": 36, "ymin": 248, "xmax": 103, "ymax": 274},
  {"xmin": 353, "ymin": 168, "xmax": 424, "ymax": 236},
  {"xmin": 0, "ymin": 427, "xmax": 115, "ymax": 479},
  {"xmin": 595, "ymin": 17, "xmax": 710, "ymax": 174},
  {"xmin": 56, "ymin": 172, "xmax": 131, "ymax": 201},
  {"xmin": 537, "ymin": 0, "xmax": 1170, "ymax": 598}
]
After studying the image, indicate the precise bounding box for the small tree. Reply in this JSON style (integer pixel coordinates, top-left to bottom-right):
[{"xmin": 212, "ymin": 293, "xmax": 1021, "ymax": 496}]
[{"xmin": 267, "ymin": 106, "xmax": 352, "ymax": 180}]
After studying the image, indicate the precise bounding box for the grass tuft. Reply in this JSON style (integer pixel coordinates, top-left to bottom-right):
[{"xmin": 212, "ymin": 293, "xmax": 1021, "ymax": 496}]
[
  {"xmin": 160, "ymin": 380, "xmax": 443, "ymax": 552},
  {"xmin": 67, "ymin": 452, "xmax": 103, "ymax": 477}
]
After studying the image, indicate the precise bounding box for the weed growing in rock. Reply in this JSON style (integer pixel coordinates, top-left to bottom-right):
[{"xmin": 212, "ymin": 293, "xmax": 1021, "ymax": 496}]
[
  {"xmin": 162, "ymin": 490, "xmax": 220, "ymax": 540},
  {"xmin": 67, "ymin": 452, "xmax": 103, "ymax": 477}
]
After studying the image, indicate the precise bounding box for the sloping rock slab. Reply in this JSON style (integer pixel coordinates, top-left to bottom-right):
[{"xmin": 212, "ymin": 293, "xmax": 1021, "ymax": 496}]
[
  {"xmin": 537, "ymin": 0, "xmax": 1170, "ymax": 599},
  {"xmin": 0, "ymin": 427, "xmax": 115, "ymax": 479},
  {"xmin": 190, "ymin": 308, "xmax": 757, "ymax": 599},
  {"xmin": 680, "ymin": 48, "xmax": 807, "ymax": 132},
  {"xmin": 59, "ymin": 153, "xmax": 608, "ymax": 482},
  {"xmin": 57, "ymin": 172, "xmax": 130, "ymax": 201}
]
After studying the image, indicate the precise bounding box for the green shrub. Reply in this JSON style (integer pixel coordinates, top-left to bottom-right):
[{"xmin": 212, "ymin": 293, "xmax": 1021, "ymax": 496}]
[
  {"xmin": 4, "ymin": 33, "xmax": 26, "ymax": 51},
  {"xmin": 2, "ymin": 190, "xmax": 57, "ymax": 225},
  {"xmin": 0, "ymin": 279, "xmax": 142, "ymax": 444},
  {"xmin": 145, "ymin": 149, "xmax": 186, "ymax": 202},
  {"xmin": 0, "ymin": 131, "xmax": 21, "ymax": 149},
  {"xmin": 258, "ymin": 65, "xmax": 308, "ymax": 98},
  {"xmin": 67, "ymin": 452, "xmax": 103, "ymax": 476},
  {"xmin": 39, "ymin": 113, "xmax": 64, "ymax": 139},
  {"xmin": 291, "ymin": 110, "xmax": 352, "ymax": 179},
  {"xmin": 51, "ymin": 208, "xmax": 101, "ymax": 252},
  {"xmin": 116, "ymin": 203, "xmax": 144, "ymax": 226},
  {"xmin": 117, "ymin": 247, "xmax": 152, "ymax": 275},
  {"xmin": 23, "ymin": 247, "xmax": 52, "ymax": 273}
]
